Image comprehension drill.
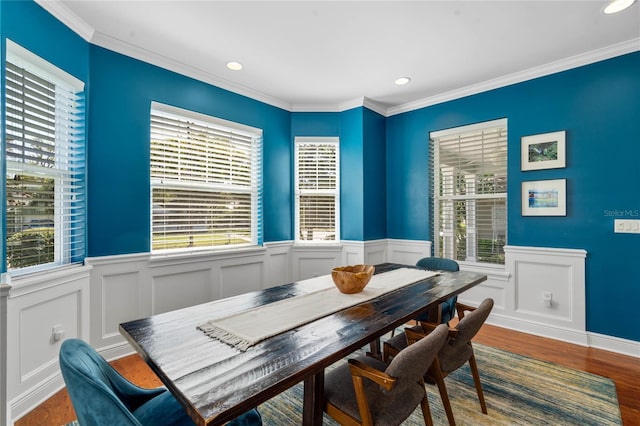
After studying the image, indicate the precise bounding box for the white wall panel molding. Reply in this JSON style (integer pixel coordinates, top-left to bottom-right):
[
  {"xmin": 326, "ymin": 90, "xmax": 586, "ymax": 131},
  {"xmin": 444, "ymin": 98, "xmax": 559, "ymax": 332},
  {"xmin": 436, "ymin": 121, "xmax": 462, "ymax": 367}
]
[
  {"xmin": 291, "ymin": 244, "xmax": 343, "ymax": 281},
  {"xmin": 6, "ymin": 266, "xmax": 91, "ymax": 422},
  {"xmin": 5, "ymin": 240, "xmax": 636, "ymax": 423},
  {"xmin": 86, "ymin": 256, "xmax": 149, "ymax": 350},
  {"xmin": 363, "ymin": 240, "xmax": 388, "ymax": 266},
  {"xmin": 341, "ymin": 241, "xmax": 364, "ymax": 266},
  {"xmin": 502, "ymin": 245, "xmax": 588, "ymax": 345},
  {"xmin": 386, "ymin": 239, "xmax": 431, "ymax": 265},
  {"xmin": 1, "ymin": 283, "xmax": 10, "ymax": 425},
  {"xmin": 456, "ymin": 263, "xmax": 510, "ymax": 317},
  {"xmin": 263, "ymin": 241, "xmax": 293, "ymax": 288}
]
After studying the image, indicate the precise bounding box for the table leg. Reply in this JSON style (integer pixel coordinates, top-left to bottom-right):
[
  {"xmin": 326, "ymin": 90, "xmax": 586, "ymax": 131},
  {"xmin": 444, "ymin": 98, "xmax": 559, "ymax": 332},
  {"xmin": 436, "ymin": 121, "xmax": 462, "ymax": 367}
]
[
  {"xmin": 303, "ymin": 370, "xmax": 324, "ymax": 426},
  {"xmin": 368, "ymin": 338, "xmax": 382, "ymax": 360}
]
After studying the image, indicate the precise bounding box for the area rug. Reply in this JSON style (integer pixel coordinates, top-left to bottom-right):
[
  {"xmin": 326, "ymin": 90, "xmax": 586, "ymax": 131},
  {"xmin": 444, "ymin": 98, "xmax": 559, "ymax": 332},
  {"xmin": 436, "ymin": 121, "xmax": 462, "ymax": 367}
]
[
  {"xmin": 257, "ymin": 343, "xmax": 621, "ymax": 425},
  {"xmin": 64, "ymin": 343, "xmax": 621, "ymax": 426}
]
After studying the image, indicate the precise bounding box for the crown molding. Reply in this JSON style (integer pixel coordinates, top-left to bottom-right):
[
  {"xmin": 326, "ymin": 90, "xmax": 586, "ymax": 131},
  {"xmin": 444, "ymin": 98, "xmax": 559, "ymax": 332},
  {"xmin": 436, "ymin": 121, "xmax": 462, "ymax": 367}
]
[
  {"xmin": 387, "ymin": 38, "xmax": 640, "ymax": 117},
  {"xmin": 35, "ymin": 0, "xmax": 95, "ymax": 41},
  {"xmin": 35, "ymin": 0, "xmax": 292, "ymax": 112},
  {"xmin": 32, "ymin": 1, "xmax": 640, "ymax": 117},
  {"xmin": 290, "ymin": 97, "xmax": 387, "ymax": 116},
  {"xmin": 89, "ymin": 32, "xmax": 292, "ymax": 112}
]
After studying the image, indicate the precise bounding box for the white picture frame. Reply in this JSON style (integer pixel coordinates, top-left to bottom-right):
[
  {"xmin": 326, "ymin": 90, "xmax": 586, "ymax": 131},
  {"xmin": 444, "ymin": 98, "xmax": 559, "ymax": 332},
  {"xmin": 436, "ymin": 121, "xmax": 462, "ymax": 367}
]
[
  {"xmin": 522, "ymin": 179, "xmax": 566, "ymax": 216},
  {"xmin": 521, "ymin": 131, "xmax": 566, "ymax": 171}
]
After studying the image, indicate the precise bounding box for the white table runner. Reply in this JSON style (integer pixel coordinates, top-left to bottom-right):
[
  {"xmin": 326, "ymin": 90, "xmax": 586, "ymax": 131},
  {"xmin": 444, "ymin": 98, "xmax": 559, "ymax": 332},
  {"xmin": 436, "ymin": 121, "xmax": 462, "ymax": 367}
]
[{"xmin": 198, "ymin": 267, "xmax": 438, "ymax": 351}]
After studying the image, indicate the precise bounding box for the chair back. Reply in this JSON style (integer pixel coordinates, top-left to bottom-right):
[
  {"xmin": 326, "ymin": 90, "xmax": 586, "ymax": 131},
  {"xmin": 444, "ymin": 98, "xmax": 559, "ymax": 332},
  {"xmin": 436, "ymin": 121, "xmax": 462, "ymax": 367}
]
[
  {"xmin": 60, "ymin": 338, "xmax": 160, "ymax": 425},
  {"xmin": 449, "ymin": 298, "xmax": 494, "ymax": 349},
  {"xmin": 416, "ymin": 257, "xmax": 459, "ymax": 272},
  {"xmin": 385, "ymin": 324, "xmax": 449, "ymax": 390}
]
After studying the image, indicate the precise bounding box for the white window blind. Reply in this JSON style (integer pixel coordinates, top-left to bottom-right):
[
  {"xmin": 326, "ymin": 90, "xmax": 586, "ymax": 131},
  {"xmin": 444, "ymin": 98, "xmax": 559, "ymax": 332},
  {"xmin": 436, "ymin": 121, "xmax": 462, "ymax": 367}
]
[
  {"xmin": 431, "ymin": 119, "xmax": 507, "ymax": 264},
  {"xmin": 4, "ymin": 40, "xmax": 86, "ymax": 273},
  {"xmin": 295, "ymin": 137, "xmax": 339, "ymax": 242},
  {"xmin": 150, "ymin": 103, "xmax": 262, "ymax": 252}
]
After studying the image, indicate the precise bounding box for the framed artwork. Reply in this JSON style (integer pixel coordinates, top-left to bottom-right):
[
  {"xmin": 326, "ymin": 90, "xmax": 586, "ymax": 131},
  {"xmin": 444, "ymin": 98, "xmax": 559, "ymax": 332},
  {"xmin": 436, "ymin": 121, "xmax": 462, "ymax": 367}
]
[
  {"xmin": 522, "ymin": 179, "xmax": 566, "ymax": 216},
  {"xmin": 521, "ymin": 131, "xmax": 566, "ymax": 171}
]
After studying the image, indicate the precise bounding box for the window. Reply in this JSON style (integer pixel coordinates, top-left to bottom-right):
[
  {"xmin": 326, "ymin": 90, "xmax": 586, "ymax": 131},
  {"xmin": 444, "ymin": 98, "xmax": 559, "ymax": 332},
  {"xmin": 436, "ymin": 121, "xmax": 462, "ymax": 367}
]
[
  {"xmin": 294, "ymin": 137, "xmax": 340, "ymax": 242},
  {"xmin": 150, "ymin": 103, "xmax": 262, "ymax": 252},
  {"xmin": 430, "ymin": 119, "xmax": 507, "ymax": 265},
  {"xmin": 4, "ymin": 40, "xmax": 86, "ymax": 273}
]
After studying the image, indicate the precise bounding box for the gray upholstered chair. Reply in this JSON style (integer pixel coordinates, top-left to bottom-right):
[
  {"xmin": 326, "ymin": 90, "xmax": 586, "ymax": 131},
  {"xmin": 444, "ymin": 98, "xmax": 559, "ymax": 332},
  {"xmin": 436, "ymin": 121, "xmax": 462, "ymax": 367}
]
[
  {"xmin": 384, "ymin": 298, "xmax": 494, "ymax": 426},
  {"xmin": 324, "ymin": 324, "xmax": 449, "ymax": 426},
  {"xmin": 59, "ymin": 338, "xmax": 262, "ymax": 426},
  {"xmin": 415, "ymin": 257, "xmax": 460, "ymax": 324}
]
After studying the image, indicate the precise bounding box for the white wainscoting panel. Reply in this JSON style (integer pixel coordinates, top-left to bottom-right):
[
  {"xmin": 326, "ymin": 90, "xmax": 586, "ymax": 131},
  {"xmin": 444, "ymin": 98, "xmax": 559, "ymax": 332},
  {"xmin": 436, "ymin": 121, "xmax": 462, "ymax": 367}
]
[
  {"xmin": 499, "ymin": 245, "xmax": 588, "ymax": 346},
  {"xmin": 152, "ymin": 268, "xmax": 214, "ymax": 314},
  {"xmin": 386, "ymin": 239, "xmax": 431, "ymax": 265},
  {"xmin": 219, "ymin": 261, "xmax": 264, "ymax": 298},
  {"xmin": 1, "ymin": 283, "xmax": 11, "ymax": 425},
  {"xmin": 363, "ymin": 240, "xmax": 388, "ymax": 265},
  {"xmin": 102, "ymin": 271, "xmax": 141, "ymax": 339},
  {"xmin": 4, "ymin": 240, "xmax": 638, "ymax": 425},
  {"xmin": 5, "ymin": 265, "xmax": 91, "ymax": 422},
  {"xmin": 263, "ymin": 242, "xmax": 292, "ymax": 287},
  {"xmin": 455, "ymin": 262, "xmax": 510, "ymax": 316},
  {"xmin": 341, "ymin": 241, "xmax": 364, "ymax": 265},
  {"xmin": 291, "ymin": 245, "xmax": 343, "ymax": 281},
  {"xmin": 86, "ymin": 253, "xmax": 149, "ymax": 350}
]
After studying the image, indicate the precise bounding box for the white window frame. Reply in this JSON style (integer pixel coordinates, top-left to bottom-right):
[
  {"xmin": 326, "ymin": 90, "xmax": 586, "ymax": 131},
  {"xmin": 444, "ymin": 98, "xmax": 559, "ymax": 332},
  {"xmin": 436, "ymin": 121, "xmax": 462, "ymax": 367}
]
[
  {"xmin": 430, "ymin": 118, "xmax": 507, "ymax": 265},
  {"xmin": 150, "ymin": 102, "xmax": 262, "ymax": 254},
  {"xmin": 294, "ymin": 137, "xmax": 340, "ymax": 243},
  {"xmin": 4, "ymin": 39, "xmax": 86, "ymax": 275}
]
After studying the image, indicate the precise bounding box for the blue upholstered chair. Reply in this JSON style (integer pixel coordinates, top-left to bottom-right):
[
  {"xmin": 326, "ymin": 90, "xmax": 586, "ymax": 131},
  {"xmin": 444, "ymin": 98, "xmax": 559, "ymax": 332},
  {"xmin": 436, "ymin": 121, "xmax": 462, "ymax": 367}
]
[
  {"xmin": 415, "ymin": 257, "xmax": 460, "ymax": 324},
  {"xmin": 59, "ymin": 338, "xmax": 262, "ymax": 426}
]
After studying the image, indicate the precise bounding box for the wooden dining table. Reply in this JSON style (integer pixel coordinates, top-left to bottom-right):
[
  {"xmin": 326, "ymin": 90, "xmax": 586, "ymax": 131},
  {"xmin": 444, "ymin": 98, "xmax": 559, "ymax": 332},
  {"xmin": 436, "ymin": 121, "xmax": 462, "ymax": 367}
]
[{"xmin": 119, "ymin": 262, "xmax": 487, "ymax": 426}]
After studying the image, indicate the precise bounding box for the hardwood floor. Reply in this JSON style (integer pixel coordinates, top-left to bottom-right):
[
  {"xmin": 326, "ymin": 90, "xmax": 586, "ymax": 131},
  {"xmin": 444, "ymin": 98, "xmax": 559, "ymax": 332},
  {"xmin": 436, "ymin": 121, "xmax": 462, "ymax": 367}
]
[{"xmin": 15, "ymin": 324, "xmax": 640, "ymax": 426}]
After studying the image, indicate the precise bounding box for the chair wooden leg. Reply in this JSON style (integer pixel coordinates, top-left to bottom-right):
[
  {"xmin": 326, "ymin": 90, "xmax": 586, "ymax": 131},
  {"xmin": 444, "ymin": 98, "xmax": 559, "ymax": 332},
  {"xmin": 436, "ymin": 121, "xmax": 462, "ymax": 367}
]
[
  {"xmin": 430, "ymin": 362, "xmax": 456, "ymax": 426},
  {"xmin": 468, "ymin": 351, "xmax": 488, "ymax": 414},
  {"xmin": 420, "ymin": 395, "xmax": 434, "ymax": 426}
]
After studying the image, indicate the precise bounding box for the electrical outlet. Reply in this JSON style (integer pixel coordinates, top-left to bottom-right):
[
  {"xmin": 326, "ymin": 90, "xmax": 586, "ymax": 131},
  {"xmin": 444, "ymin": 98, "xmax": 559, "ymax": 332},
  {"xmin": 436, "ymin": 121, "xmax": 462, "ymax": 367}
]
[
  {"xmin": 542, "ymin": 292, "xmax": 553, "ymax": 308},
  {"xmin": 52, "ymin": 324, "xmax": 65, "ymax": 342}
]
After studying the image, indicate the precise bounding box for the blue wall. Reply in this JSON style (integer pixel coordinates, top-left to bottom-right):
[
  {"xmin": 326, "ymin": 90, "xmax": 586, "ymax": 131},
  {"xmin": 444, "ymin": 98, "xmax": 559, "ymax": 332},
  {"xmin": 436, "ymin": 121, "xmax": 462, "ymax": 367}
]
[
  {"xmin": 3, "ymin": 1, "xmax": 640, "ymax": 342},
  {"xmin": 290, "ymin": 108, "xmax": 386, "ymax": 241},
  {"xmin": 363, "ymin": 108, "xmax": 386, "ymax": 240},
  {"xmin": 387, "ymin": 52, "xmax": 640, "ymax": 341},
  {"xmin": 88, "ymin": 46, "xmax": 291, "ymax": 255}
]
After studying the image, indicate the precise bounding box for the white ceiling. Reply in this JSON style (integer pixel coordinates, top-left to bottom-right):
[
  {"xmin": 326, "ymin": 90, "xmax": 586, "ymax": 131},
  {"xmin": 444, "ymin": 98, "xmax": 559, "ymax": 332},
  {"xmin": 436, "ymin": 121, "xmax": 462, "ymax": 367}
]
[{"xmin": 39, "ymin": 0, "xmax": 640, "ymax": 114}]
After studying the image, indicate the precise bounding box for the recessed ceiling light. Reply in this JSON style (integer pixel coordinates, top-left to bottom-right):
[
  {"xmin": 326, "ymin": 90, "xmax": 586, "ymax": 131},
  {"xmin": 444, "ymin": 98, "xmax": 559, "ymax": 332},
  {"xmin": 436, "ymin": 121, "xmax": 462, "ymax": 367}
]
[
  {"xmin": 603, "ymin": 0, "xmax": 636, "ymax": 14},
  {"xmin": 226, "ymin": 61, "xmax": 243, "ymax": 71},
  {"xmin": 394, "ymin": 77, "xmax": 411, "ymax": 86}
]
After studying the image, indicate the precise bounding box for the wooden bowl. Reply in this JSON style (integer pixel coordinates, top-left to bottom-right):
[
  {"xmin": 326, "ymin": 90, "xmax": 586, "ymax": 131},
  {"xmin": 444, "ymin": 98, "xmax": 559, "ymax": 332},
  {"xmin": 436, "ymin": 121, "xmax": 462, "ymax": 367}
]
[{"xmin": 331, "ymin": 265, "xmax": 375, "ymax": 294}]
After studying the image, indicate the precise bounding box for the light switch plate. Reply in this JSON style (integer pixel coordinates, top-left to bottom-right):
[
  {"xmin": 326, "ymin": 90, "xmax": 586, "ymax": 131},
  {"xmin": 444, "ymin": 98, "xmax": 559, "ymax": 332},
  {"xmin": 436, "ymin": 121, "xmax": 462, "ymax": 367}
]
[{"xmin": 614, "ymin": 219, "xmax": 640, "ymax": 234}]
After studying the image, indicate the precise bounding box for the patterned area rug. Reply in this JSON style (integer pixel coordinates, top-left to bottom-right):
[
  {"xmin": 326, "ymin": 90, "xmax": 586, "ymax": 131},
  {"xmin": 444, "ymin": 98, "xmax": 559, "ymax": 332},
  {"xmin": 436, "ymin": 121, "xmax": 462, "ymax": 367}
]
[
  {"xmin": 257, "ymin": 343, "xmax": 621, "ymax": 426},
  {"xmin": 64, "ymin": 343, "xmax": 621, "ymax": 426}
]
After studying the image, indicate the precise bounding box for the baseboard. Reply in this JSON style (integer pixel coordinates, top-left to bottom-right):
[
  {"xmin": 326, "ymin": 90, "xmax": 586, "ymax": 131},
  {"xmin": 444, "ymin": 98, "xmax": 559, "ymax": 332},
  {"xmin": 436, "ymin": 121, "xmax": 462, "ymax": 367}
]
[
  {"xmin": 487, "ymin": 314, "xmax": 639, "ymax": 358},
  {"xmin": 588, "ymin": 331, "xmax": 640, "ymax": 358},
  {"xmin": 487, "ymin": 313, "xmax": 589, "ymax": 347},
  {"xmin": 9, "ymin": 373, "xmax": 65, "ymax": 424}
]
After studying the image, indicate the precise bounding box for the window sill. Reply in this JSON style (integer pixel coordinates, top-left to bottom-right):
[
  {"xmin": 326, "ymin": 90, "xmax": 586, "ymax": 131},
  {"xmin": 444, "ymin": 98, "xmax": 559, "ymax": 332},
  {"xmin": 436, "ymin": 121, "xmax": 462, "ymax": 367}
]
[
  {"xmin": 149, "ymin": 245, "xmax": 267, "ymax": 267},
  {"xmin": 2, "ymin": 263, "xmax": 92, "ymax": 295}
]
